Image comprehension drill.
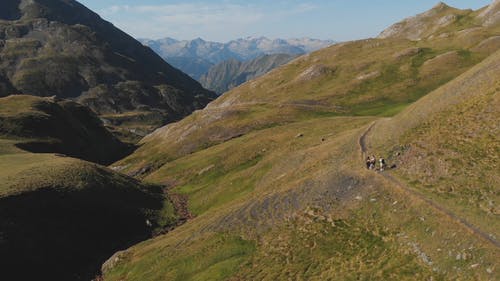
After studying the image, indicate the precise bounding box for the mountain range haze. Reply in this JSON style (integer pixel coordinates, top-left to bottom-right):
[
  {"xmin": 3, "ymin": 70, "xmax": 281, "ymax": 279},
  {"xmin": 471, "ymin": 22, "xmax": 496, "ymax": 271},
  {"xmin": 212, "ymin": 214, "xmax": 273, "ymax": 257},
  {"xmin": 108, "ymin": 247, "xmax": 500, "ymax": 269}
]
[{"xmin": 139, "ymin": 36, "xmax": 333, "ymax": 79}]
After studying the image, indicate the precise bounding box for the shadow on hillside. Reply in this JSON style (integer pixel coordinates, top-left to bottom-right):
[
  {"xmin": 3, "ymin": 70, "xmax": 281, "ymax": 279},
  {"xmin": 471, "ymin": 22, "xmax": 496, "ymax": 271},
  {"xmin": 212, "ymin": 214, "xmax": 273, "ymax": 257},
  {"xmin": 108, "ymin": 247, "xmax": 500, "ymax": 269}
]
[
  {"xmin": 14, "ymin": 140, "xmax": 137, "ymax": 166},
  {"xmin": 0, "ymin": 185, "xmax": 162, "ymax": 281}
]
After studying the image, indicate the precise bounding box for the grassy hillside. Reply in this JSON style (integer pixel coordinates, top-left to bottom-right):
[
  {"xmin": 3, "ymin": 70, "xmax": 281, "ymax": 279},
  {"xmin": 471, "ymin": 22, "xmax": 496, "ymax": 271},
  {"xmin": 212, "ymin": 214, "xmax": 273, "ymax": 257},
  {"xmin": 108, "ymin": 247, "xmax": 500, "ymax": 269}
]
[
  {"xmin": 115, "ymin": 2, "xmax": 499, "ymax": 176},
  {"xmin": 366, "ymin": 50, "xmax": 500, "ymax": 247},
  {"xmin": 0, "ymin": 95, "xmax": 131, "ymax": 164},
  {"xmin": 102, "ymin": 2, "xmax": 500, "ymax": 280},
  {"xmin": 103, "ymin": 115, "xmax": 499, "ymax": 280}
]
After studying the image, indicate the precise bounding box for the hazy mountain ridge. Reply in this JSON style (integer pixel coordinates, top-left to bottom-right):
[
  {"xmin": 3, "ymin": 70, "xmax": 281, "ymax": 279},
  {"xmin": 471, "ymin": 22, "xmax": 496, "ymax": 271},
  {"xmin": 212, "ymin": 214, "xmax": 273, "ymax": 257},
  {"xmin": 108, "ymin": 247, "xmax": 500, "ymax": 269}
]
[
  {"xmin": 139, "ymin": 36, "xmax": 334, "ymax": 79},
  {"xmin": 200, "ymin": 53, "xmax": 298, "ymax": 94}
]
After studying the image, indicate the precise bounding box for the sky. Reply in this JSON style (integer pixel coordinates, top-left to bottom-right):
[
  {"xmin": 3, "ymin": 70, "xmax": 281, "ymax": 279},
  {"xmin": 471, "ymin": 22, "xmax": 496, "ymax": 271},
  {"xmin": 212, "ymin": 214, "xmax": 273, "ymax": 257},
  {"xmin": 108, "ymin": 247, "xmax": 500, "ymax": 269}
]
[{"xmin": 78, "ymin": 0, "xmax": 493, "ymax": 42}]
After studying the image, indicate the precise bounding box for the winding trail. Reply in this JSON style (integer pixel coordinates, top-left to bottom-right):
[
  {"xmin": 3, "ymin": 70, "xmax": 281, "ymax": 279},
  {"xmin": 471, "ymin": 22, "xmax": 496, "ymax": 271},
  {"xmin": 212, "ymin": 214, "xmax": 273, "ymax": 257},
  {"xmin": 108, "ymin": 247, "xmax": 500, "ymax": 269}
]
[{"xmin": 359, "ymin": 121, "xmax": 500, "ymax": 250}]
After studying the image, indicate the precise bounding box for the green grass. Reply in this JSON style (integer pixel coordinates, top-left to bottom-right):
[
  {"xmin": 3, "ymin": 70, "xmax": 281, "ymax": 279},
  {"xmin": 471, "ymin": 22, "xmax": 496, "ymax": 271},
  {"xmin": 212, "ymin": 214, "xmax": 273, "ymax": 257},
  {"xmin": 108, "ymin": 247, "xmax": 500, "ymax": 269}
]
[
  {"xmin": 174, "ymin": 156, "xmax": 269, "ymax": 216},
  {"xmin": 143, "ymin": 116, "xmax": 373, "ymax": 216},
  {"xmin": 104, "ymin": 234, "xmax": 256, "ymax": 281},
  {"xmin": 0, "ymin": 95, "xmax": 44, "ymax": 116},
  {"xmin": 0, "ymin": 152, "xmax": 77, "ymax": 196},
  {"xmin": 234, "ymin": 215, "xmax": 441, "ymax": 281},
  {"xmin": 103, "ymin": 110, "xmax": 500, "ymax": 281},
  {"xmin": 368, "ymin": 50, "xmax": 500, "ymax": 240},
  {"xmin": 116, "ymin": 22, "xmax": 496, "ymax": 177}
]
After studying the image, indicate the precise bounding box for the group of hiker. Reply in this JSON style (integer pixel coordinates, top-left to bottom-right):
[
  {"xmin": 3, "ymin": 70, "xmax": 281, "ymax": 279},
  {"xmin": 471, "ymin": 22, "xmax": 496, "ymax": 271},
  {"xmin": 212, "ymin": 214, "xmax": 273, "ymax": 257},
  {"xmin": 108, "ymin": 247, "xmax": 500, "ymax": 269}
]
[{"xmin": 366, "ymin": 155, "xmax": 386, "ymax": 171}]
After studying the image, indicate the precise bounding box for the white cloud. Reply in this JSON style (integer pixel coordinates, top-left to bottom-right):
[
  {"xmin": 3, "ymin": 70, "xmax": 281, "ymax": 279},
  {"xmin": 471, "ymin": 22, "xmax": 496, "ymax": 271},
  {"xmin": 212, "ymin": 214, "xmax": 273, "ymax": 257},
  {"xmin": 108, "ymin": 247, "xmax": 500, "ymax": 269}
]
[{"xmin": 98, "ymin": 2, "xmax": 318, "ymax": 40}]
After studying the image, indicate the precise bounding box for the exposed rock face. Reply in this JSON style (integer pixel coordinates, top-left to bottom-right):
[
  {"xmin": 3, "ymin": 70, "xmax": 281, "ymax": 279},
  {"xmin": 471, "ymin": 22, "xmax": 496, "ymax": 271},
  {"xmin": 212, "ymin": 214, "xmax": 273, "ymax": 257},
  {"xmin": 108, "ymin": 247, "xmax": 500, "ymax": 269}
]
[
  {"xmin": 478, "ymin": 0, "xmax": 500, "ymax": 26},
  {"xmin": 379, "ymin": 1, "xmax": 500, "ymax": 41},
  {"xmin": 0, "ymin": 0, "xmax": 216, "ymax": 122},
  {"xmin": 200, "ymin": 53, "xmax": 298, "ymax": 94}
]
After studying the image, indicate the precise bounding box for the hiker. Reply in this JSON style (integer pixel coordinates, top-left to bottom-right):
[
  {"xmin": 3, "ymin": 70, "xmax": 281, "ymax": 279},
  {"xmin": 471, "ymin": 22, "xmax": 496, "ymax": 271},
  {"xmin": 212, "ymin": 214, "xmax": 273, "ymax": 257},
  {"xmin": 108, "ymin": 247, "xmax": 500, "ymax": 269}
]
[
  {"xmin": 366, "ymin": 157, "xmax": 371, "ymax": 169},
  {"xmin": 370, "ymin": 155, "xmax": 376, "ymax": 170},
  {"xmin": 379, "ymin": 157, "xmax": 386, "ymax": 171}
]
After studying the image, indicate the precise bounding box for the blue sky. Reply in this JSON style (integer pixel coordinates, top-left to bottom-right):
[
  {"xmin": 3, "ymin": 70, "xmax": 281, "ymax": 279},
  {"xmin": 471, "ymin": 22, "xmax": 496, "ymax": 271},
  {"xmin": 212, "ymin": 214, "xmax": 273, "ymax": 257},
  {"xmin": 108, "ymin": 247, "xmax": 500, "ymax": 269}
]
[{"xmin": 78, "ymin": 0, "xmax": 493, "ymax": 42}]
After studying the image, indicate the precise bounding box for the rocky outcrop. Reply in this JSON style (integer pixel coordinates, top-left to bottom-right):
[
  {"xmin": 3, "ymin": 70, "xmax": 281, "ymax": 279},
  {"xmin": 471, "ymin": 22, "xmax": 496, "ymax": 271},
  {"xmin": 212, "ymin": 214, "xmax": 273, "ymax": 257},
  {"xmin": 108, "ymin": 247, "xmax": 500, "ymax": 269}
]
[
  {"xmin": 478, "ymin": 0, "xmax": 500, "ymax": 26},
  {"xmin": 378, "ymin": 2, "xmax": 466, "ymax": 40}
]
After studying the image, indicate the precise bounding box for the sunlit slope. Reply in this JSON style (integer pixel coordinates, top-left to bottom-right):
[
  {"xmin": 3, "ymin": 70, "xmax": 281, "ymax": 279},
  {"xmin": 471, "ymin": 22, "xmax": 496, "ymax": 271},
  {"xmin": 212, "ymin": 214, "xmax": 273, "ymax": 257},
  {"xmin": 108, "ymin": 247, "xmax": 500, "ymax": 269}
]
[
  {"xmin": 102, "ymin": 3, "xmax": 500, "ymax": 280},
  {"xmin": 103, "ymin": 115, "xmax": 499, "ymax": 280},
  {"xmin": 366, "ymin": 50, "xmax": 500, "ymax": 245},
  {"xmin": 115, "ymin": 3, "xmax": 499, "ymax": 177}
]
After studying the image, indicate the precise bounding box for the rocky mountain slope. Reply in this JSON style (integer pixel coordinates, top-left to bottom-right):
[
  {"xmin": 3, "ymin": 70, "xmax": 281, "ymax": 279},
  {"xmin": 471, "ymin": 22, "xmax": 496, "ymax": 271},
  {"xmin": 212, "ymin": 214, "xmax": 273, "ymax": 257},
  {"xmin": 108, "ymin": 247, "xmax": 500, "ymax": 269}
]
[
  {"xmin": 104, "ymin": 2, "xmax": 500, "ymax": 280},
  {"xmin": 200, "ymin": 53, "xmax": 298, "ymax": 94},
  {"xmin": 0, "ymin": 0, "xmax": 216, "ymax": 140},
  {"xmin": 379, "ymin": 1, "xmax": 500, "ymax": 40},
  {"xmin": 140, "ymin": 37, "xmax": 333, "ymax": 80}
]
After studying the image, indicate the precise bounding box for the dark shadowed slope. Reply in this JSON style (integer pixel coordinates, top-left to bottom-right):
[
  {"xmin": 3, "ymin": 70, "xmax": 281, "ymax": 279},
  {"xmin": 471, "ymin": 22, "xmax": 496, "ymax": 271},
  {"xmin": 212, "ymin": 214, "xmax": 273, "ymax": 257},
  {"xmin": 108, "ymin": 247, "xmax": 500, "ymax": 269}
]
[
  {"xmin": 0, "ymin": 94, "xmax": 185, "ymax": 281},
  {"xmin": 0, "ymin": 95, "xmax": 131, "ymax": 164},
  {"xmin": 0, "ymin": 152, "xmax": 174, "ymax": 281}
]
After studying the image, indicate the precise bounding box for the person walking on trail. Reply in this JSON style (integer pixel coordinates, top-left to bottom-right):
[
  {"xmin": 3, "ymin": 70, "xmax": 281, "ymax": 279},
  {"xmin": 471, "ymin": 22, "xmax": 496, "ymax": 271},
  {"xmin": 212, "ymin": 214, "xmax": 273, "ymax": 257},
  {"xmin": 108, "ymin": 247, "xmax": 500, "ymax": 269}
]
[
  {"xmin": 379, "ymin": 157, "xmax": 386, "ymax": 171},
  {"xmin": 370, "ymin": 156, "xmax": 376, "ymax": 170}
]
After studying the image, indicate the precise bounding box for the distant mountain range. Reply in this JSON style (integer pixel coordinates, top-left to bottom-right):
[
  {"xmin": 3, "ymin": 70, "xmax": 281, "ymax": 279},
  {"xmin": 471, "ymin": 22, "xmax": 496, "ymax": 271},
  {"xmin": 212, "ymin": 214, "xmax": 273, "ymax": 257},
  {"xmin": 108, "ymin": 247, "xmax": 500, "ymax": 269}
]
[
  {"xmin": 140, "ymin": 37, "xmax": 332, "ymax": 72},
  {"xmin": 140, "ymin": 37, "xmax": 334, "ymax": 93}
]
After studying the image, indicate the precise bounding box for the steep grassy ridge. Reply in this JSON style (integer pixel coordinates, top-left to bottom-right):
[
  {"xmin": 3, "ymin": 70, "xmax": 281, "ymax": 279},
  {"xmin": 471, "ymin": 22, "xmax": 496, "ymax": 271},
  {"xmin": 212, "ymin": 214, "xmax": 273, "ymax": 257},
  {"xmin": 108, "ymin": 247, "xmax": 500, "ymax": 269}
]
[
  {"xmin": 104, "ymin": 115, "xmax": 499, "ymax": 280},
  {"xmin": 366, "ymin": 50, "xmax": 500, "ymax": 245}
]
